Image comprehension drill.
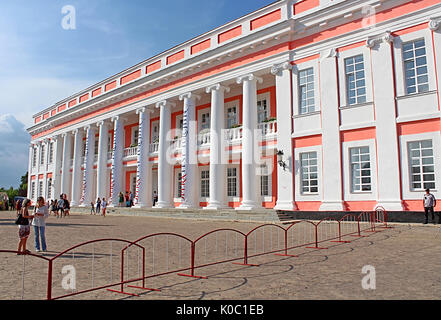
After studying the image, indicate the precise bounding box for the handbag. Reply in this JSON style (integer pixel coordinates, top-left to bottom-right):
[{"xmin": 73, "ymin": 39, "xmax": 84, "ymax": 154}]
[
  {"xmin": 15, "ymin": 208, "xmax": 29, "ymax": 225},
  {"xmin": 15, "ymin": 213, "xmax": 28, "ymax": 225}
]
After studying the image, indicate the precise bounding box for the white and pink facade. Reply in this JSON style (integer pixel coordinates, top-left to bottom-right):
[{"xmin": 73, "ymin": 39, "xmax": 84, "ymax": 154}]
[{"xmin": 27, "ymin": 0, "xmax": 441, "ymax": 212}]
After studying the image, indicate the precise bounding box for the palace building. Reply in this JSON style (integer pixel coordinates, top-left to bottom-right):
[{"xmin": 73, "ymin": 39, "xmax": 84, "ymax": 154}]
[{"xmin": 27, "ymin": 0, "xmax": 441, "ymax": 212}]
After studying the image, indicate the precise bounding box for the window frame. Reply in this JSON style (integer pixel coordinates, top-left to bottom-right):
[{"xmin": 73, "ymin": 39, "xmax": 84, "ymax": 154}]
[
  {"xmin": 337, "ymin": 46, "xmax": 373, "ymax": 108},
  {"xmin": 295, "ymin": 145, "xmax": 322, "ymax": 202},
  {"xmin": 292, "ymin": 59, "xmax": 321, "ymax": 117},
  {"xmin": 400, "ymin": 132, "xmax": 441, "ymax": 200},
  {"xmin": 393, "ymin": 29, "xmax": 437, "ymax": 98}
]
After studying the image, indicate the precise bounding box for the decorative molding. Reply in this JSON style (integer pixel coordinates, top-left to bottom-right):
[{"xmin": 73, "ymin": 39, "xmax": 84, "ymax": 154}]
[
  {"xmin": 155, "ymin": 100, "xmax": 176, "ymax": 109},
  {"xmin": 270, "ymin": 61, "xmax": 292, "ymax": 76},
  {"xmin": 179, "ymin": 92, "xmax": 201, "ymax": 101},
  {"xmin": 429, "ymin": 16, "xmax": 441, "ymax": 31},
  {"xmin": 366, "ymin": 31, "xmax": 394, "ymax": 48},
  {"xmin": 319, "ymin": 47, "xmax": 338, "ymax": 60},
  {"xmin": 236, "ymin": 73, "xmax": 263, "ymax": 84},
  {"xmin": 205, "ymin": 83, "xmax": 230, "ymax": 94}
]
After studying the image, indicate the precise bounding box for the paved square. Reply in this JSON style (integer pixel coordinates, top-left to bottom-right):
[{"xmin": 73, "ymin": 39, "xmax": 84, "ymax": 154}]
[{"xmin": 1, "ymin": 210, "xmax": 440, "ymax": 300}]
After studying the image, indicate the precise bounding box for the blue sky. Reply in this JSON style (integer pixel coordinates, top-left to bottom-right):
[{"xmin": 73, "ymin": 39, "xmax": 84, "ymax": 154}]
[{"xmin": 0, "ymin": 0, "xmax": 276, "ymax": 188}]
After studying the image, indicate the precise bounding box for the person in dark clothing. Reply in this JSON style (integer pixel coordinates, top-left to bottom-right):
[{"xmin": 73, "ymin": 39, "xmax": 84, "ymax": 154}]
[{"xmin": 423, "ymin": 188, "xmax": 438, "ymax": 224}]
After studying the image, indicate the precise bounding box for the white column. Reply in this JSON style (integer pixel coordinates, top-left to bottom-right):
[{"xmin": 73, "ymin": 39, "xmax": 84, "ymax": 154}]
[
  {"xmin": 367, "ymin": 32, "xmax": 403, "ymax": 210},
  {"xmin": 27, "ymin": 144, "xmax": 34, "ymax": 199},
  {"xmin": 134, "ymin": 107, "xmax": 153, "ymax": 208},
  {"xmin": 96, "ymin": 120, "xmax": 109, "ymax": 202},
  {"xmin": 179, "ymin": 92, "xmax": 200, "ymax": 209},
  {"xmin": 236, "ymin": 74, "xmax": 263, "ymax": 210},
  {"xmin": 41, "ymin": 138, "xmax": 49, "ymax": 199},
  {"xmin": 272, "ymin": 61, "xmax": 298, "ymax": 211},
  {"xmin": 71, "ymin": 128, "xmax": 84, "ymax": 206},
  {"xmin": 109, "ymin": 116, "xmax": 125, "ymax": 207},
  {"xmin": 61, "ymin": 132, "xmax": 73, "ymax": 197},
  {"xmin": 205, "ymin": 84, "xmax": 230, "ymax": 209},
  {"xmin": 155, "ymin": 100, "xmax": 174, "ymax": 208},
  {"xmin": 53, "ymin": 135, "xmax": 63, "ymax": 199},
  {"xmin": 430, "ymin": 18, "xmax": 441, "ymax": 109},
  {"xmin": 80, "ymin": 125, "xmax": 96, "ymax": 206},
  {"xmin": 319, "ymin": 48, "xmax": 345, "ymax": 211}
]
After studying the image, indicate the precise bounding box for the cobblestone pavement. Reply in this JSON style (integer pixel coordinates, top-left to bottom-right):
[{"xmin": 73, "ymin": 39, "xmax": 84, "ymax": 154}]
[{"xmin": 1, "ymin": 210, "xmax": 440, "ymax": 300}]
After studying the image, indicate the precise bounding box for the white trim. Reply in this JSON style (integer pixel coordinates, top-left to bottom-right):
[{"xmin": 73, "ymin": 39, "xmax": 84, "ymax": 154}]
[
  {"xmin": 342, "ymin": 139, "xmax": 378, "ymax": 202},
  {"xmin": 294, "ymin": 145, "xmax": 322, "ymax": 202},
  {"xmin": 399, "ymin": 131, "xmax": 441, "ymax": 200}
]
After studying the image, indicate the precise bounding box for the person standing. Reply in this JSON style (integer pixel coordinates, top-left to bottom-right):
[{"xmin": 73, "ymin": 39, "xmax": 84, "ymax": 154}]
[
  {"xmin": 129, "ymin": 191, "xmax": 134, "ymax": 207},
  {"xmin": 152, "ymin": 191, "xmax": 158, "ymax": 207},
  {"xmin": 90, "ymin": 201, "xmax": 95, "ymax": 215},
  {"xmin": 17, "ymin": 199, "xmax": 34, "ymax": 255},
  {"xmin": 16, "ymin": 199, "xmax": 22, "ymax": 215},
  {"xmin": 64, "ymin": 194, "xmax": 70, "ymax": 217},
  {"xmin": 32, "ymin": 196, "xmax": 49, "ymax": 253},
  {"xmin": 57, "ymin": 194, "xmax": 65, "ymax": 218},
  {"xmin": 96, "ymin": 197, "xmax": 101, "ymax": 215},
  {"xmin": 118, "ymin": 192, "xmax": 124, "ymax": 207},
  {"xmin": 102, "ymin": 198, "xmax": 107, "ymax": 217},
  {"xmin": 423, "ymin": 188, "xmax": 437, "ymax": 224}
]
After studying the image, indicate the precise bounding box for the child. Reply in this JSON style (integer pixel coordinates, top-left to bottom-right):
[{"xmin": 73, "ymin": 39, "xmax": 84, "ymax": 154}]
[
  {"xmin": 102, "ymin": 198, "xmax": 107, "ymax": 217},
  {"xmin": 90, "ymin": 201, "xmax": 95, "ymax": 215}
]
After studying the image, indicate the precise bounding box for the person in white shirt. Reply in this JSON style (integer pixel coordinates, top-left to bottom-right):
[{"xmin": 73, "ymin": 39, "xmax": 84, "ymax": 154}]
[
  {"xmin": 102, "ymin": 198, "xmax": 107, "ymax": 217},
  {"xmin": 32, "ymin": 196, "xmax": 49, "ymax": 252},
  {"xmin": 423, "ymin": 188, "xmax": 437, "ymax": 224}
]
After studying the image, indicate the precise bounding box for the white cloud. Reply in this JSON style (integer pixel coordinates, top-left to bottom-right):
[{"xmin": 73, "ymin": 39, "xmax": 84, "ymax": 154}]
[{"xmin": 0, "ymin": 114, "xmax": 30, "ymax": 188}]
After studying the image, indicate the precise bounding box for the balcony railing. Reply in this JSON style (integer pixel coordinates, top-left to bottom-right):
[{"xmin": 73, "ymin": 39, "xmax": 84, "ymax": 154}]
[
  {"xmin": 258, "ymin": 119, "xmax": 277, "ymax": 137},
  {"xmin": 107, "ymin": 151, "xmax": 113, "ymax": 160},
  {"xmin": 149, "ymin": 142, "xmax": 159, "ymax": 153},
  {"xmin": 198, "ymin": 131, "xmax": 211, "ymax": 146},
  {"xmin": 225, "ymin": 126, "xmax": 243, "ymax": 142},
  {"xmin": 123, "ymin": 146, "xmax": 138, "ymax": 158}
]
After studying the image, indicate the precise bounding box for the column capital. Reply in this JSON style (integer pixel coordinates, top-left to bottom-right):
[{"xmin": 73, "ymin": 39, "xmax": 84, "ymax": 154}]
[
  {"xmin": 179, "ymin": 92, "xmax": 201, "ymax": 102},
  {"xmin": 236, "ymin": 73, "xmax": 263, "ymax": 85},
  {"xmin": 72, "ymin": 128, "xmax": 80, "ymax": 135},
  {"xmin": 111, "ymin": 115, "xmax": 126, "ymax": 123},
  {"xmin": 96, "ymin": 120, "xmax": 109, "ymax": 128},
  {"xmin": 320, "ymin": 47, "xmax": 338, "ymax": 60},
  {"xmin": 271, "ymin": 61, "xmax": 292, "ymax": 76},
  {"xmin": 206, "ymin": 83, "xmax": 230, "ymax": 94},
  {"xmin": 136, "ymin": 106, "xmax": 154, "ymax": 115},
  {"xmin": 61, "ymin": 131, "xmax": 71, "ymax": 138},
  {"xmin": 155, "ymin": 100, "xmax": 176, "ymax": 109},
  {"xmin": 366, "ymin": 31, "xmax": 394, "ymax": 48},
  {"xmin": 429, "ymin": 16, "xmax": 441, "ymax": 31}
]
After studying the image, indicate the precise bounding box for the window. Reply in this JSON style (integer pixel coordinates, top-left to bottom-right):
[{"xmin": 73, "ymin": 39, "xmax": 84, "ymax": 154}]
[
  {"xmin": 152, "ymin": 123, "xmax": 159, "ymax": 143},
  {"xmin": 31, "ymin": 182, "xmax": 35, "ymax": 199},
  {"xmin": 107, "ymin": 136, "xmax": 112, "ymax": 152},
  {"xmin": 227, "ymin": 168, "xmax": 238, "ymax": 197},
  {"xmin": 408, "ymin": 140, "xmax": 435, "ymax": 190},
  {"xmin": 32, "ymin": 147, "xmax": 37, "ymax": 167},
  {"xmin": 132, "ymin": 128, "xmax": 139, "ymax": 146},
  {"xmin": 260, "ymin": 165, "xmax": 270, "ymax": 196},
  {"xmin": 94, "ymin": 140, "xmax": 99, "ymax": 155},
  {"xmin": 257, "ymin": 99, "xmax": 269, "ymax": 123},
  {"xmin": 300, "ymin": 152, "xmax": 319, "ymax": 194},
  {"xmin": 298, "ymin": 68, "xmax": 315, "ymax": 114},
  {"xmin": 350, "ymin": 147, "xmax": 372, "ymax": 192},
  {"xmin": 176, "ymin": 172, "xmax": 182, "ymax": 198},
  {"xmin": 403, "ymin": 39, "xmax": 429, "ymax": 94},
  {"xmin": 38, "ymin": 181, "xmax": 43, "ymax": 197},
  {"xmin": 82, "ymin": 142, "xmax": 86, "ymax": 156},
  {"xmin": 200, "ymin": 170, "xmax": 209, "ymax": 198},
  {"xmin": 47, "ymin": 178, "xmax": 52, "ymax": 199},
  {"xmin": 344, "ymin": 55, "xmax": 366, "ymax": 105},
  {"xmin": 226, "ymin": 106, "xmax": 238, "ymax": 128},
  {"xmin": 201, "ymin": 113, "xmax": 210, "ymax": 130},
  {"xmin": 40, "ymin": 145, "xmax": 45, "ymax": 165},
  {"xmin": 131, "ymin": 176, "xmax": 137, "ymax": 194},
  {"xmin": 48, "ymin": 142, "xmax": 54, "ymax": 164}
]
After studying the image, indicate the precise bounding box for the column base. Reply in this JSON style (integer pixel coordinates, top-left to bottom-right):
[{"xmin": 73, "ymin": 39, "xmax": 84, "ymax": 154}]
[
  {"xmin": 375, "ymin": 200, "xmax": 403, "ymax": 211},
  {"xmin": 319, "ymin": 201, "xmax": 346, "ymax": 211},
  {"xmin": 274, "ymin": 200, "xmax": 298, "ymax": 211},
  {"xmin": 154, "ymin": 201, "xmax": 174, "ymax": 209},
  {"xmin": 204, "ymin": 201, "xmax": 229, "ymax": 210},
  {"xmin": 236, "ymin": 201, "xmax": 262, "ymax": 211},
  {"xmin": 133, "ymin": 203, "xmax": 152, "ymax": 209},
  {"xmin": 178, "ymin": 203, "xmax": 200, "ymax": 209}
]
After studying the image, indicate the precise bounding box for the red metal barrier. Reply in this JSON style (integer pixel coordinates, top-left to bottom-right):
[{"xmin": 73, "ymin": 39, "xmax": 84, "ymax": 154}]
[{"xmin": 0, "ymin": 210, "xmax": 388, "ymax": 300}]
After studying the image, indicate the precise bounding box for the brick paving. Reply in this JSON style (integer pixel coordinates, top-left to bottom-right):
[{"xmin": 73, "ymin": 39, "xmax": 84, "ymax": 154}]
[{"xmin": 1, "ymin": 210, "xmax": 440, "ymax": 300}]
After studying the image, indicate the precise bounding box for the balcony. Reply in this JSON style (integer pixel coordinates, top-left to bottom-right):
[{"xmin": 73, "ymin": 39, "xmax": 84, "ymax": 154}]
[
  {"xmin": 123, "ymin": 146, "xmax": 138, "ymax": 158},
  {"xmin": 149, "ymin": 142, "xmax": 159, "ymax": 154}
]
